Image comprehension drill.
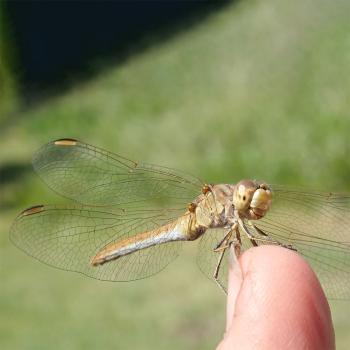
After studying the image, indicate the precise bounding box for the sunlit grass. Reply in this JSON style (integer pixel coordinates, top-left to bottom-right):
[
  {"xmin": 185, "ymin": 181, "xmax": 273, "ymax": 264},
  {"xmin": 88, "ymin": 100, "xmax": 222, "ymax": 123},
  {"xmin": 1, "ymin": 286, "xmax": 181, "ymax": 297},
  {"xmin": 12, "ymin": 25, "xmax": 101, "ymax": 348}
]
[{"xmin": 1, "ymin": 0, "xmax": 350, "ymax": 349}]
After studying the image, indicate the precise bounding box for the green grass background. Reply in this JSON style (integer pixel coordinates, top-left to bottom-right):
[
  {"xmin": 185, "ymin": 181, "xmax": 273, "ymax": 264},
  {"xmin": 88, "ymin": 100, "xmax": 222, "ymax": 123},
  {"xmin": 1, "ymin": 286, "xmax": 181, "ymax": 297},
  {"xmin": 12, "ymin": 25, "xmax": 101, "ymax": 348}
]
[{"xmin": 1, "ymin": 0, "xmax": 350, "ymax": 349}]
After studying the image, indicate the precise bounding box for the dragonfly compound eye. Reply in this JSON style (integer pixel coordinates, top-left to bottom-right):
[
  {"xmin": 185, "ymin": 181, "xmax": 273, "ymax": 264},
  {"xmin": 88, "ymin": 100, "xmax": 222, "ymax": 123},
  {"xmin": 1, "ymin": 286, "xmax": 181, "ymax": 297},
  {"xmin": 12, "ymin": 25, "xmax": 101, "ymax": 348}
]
[
  {"xmin": 249, "ymin": 188, "xmax": 272, "ymax": 219},
  {"xmin": 233, "ymin": 180, "xmax": 257, "ymax": 211}
]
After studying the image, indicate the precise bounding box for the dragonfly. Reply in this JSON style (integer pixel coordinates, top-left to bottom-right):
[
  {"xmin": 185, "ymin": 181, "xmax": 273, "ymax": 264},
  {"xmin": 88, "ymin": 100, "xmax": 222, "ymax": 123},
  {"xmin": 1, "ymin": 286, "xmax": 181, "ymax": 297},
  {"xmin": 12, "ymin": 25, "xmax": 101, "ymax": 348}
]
[{"xmin": 10, "ymin": 138, "xmax": 350, "ymax": 298}]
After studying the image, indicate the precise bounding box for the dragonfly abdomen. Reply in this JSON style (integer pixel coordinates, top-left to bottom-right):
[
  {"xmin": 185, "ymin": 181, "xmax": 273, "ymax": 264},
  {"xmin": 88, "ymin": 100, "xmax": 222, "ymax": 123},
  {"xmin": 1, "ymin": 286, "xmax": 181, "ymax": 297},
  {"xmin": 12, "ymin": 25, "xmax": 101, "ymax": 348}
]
[{"xmin": 91, "ymin": 217, "xmax": 191, "ymax": 266}]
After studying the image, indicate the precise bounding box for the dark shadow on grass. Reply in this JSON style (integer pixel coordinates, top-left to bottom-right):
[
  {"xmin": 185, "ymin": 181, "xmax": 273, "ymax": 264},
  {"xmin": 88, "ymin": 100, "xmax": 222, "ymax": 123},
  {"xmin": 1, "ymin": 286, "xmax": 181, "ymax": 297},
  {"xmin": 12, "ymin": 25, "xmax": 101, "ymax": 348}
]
[
  {"xmin": 0, "ymin": 162, "xmax": 31, "ymax": 185},
  {"xmin": 1, "ymin": 1, "xmax": 235, "ymax": 127},
  {"xmin": 8, "ymin": 1, "xmax": 229, "ymax": 102},
  {"xmin": 0, "ymin": 161, "xmax": 33, "ymax": 210}
]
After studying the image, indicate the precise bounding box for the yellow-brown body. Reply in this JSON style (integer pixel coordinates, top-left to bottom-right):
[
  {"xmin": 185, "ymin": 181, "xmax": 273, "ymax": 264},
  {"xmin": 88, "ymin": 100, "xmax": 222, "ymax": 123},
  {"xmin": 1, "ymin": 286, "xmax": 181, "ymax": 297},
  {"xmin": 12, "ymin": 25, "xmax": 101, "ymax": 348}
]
[{"xmin": 91, "ymin": 180, "xmax": 272, "ymax": 266}]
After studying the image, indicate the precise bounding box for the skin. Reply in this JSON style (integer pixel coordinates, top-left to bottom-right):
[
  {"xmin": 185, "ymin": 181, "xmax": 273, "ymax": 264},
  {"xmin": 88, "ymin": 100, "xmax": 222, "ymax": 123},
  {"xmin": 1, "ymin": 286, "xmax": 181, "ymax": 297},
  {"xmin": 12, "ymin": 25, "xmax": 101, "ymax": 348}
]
[{"xmin": 217, "ymin": 245, "xmax": 335, "ymax": 350}]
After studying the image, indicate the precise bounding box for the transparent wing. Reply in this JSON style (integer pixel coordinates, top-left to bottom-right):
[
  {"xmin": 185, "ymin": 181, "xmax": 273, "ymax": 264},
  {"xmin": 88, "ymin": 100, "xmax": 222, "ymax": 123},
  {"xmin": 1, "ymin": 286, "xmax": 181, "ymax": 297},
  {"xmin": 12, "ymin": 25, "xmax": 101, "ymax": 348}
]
[
  {"xmin": 197, "ymin": 186, "xmax": 350, "ymax": 299},
  {"xmin": 254, "ymin": 186, "xmax": 350, "ymax": 300},
  {"xmin": 32, "ymin": 139, "xmax": 203, "ymax": 207},
  {"xmin": 10, "ymin": 205, "xmax": 184, "ymax": 281}
]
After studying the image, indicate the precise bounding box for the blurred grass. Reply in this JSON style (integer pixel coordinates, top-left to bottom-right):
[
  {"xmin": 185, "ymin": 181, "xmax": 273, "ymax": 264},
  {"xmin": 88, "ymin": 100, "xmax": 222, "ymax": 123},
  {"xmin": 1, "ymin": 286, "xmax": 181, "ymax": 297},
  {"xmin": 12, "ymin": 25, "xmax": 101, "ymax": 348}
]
[{"xmin": 1, "ymin": 0, "xmax": 350, "ymax": 349}]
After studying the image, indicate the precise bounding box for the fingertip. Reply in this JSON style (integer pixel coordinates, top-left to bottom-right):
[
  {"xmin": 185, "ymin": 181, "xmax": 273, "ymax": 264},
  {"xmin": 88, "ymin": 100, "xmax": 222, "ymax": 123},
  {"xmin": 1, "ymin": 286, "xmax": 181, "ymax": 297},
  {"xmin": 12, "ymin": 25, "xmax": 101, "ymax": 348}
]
[{"xmin": 220, "ymin": 246, "xmax": 335, "ymax": 350}]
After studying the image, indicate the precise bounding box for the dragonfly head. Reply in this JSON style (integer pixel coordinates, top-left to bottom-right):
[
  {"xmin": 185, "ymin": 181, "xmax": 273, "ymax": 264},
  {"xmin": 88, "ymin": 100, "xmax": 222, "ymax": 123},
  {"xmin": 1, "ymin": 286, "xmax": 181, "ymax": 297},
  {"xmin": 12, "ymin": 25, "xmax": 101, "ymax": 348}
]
[{"xmin": 233, "ymin": 180, "xmax": 272, "ymax": 219}]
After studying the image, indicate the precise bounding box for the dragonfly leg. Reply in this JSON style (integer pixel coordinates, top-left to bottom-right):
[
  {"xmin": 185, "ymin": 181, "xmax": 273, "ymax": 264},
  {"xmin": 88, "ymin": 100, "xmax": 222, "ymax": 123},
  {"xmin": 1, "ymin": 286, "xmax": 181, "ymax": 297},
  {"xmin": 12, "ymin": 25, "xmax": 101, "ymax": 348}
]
[
  {"xmin": 213, "ymin": 234, "xmax": 231, "ymax": 252},
  {"xmin": 246, "ymin": 221, "xmax": 297, "ymax": 252},
  {"xmin": 214, "ymin": 223, "xmax": 238, "ymax": 252},
  {"xmin": 212, "ymin": 226, "xmax": 241, "ymax": 294},
  {"xmin": 255, "ymin": 225, "xmax": 297, "ymax": 251},
  {"xmin": 213, "ymin": 248, "xmax": 228, "ymax": 294},
  {"xmin": 240, "ymin": 217, "xmax": 286, "ymax": 248},
  {"xmin": 237, "ymin": 218, "xmax": 259, "ymax": 246}
]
